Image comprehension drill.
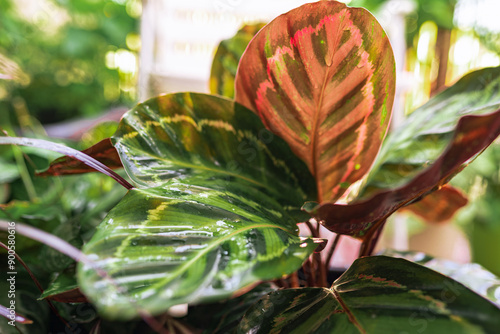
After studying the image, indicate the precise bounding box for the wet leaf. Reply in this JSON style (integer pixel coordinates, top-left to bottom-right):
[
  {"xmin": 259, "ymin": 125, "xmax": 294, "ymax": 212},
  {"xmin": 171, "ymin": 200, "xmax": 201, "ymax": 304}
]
[
  {"xmin": 381, "ymin": 250, "xmax": 500, "ymax": 307},
  {"xmin": 183, "ymin": 283, "xmax": 275, "ymax": 334},
  {"xmin": 235, "ymin": 1, "xmax": 395, "ymax": 202},
  {"xmin": 77, "ymin": 93, "xmax": 319, "ymax": 320}
]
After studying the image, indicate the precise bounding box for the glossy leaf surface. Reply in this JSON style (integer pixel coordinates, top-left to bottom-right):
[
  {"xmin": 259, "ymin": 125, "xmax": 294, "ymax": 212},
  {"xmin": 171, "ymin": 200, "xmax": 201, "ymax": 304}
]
[
  {"xmin": 210, "ymin": 23, "xmax": 265, "ymax": 98},
  {"xmin": 183, "ymin": 283, "xmax": 275, "ymax": 334},
  {"xmin": 238, "ymin": 256, "xmax": 500, "ymax": 333},
  {"xmin": 309, "ymin": 107, "xmax": 500, "ymax": 237},
  {"xmin": 111, "ymin": 92, "xmax": 315, "ymax": 207},
  {"xmin": 365, "ymin": 66, "xmax": 500, "ymax": 196},
  {"xmin": 78, "ymin": 93, "xmax": 319, "ymax": 320},
  {"xmin": 381, "ymin": 250, "xmax": 500, "ymax": 307},
  {"xmin": 235, "ymin": 1, "xmax": 395, "ymax": 202}
]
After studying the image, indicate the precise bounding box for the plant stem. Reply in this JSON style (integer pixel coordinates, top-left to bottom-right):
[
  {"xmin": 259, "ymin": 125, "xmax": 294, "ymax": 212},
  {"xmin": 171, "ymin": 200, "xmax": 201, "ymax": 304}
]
[
  {"xmin": 306, "ymin": 258, "xmax": 316, "ymax": 287},
  {"xmin": 359, "ymin": 220, "xmax": 386, "ymax": 257},
  {"xmin": 314, "ymin": 252, "xmax": 328, "ymax": 287},
  {"xmin": 290, "ymin": 271, "xmax": 299, "ymax": 288},
  {"xmin": 305, "ymin": 220, "xmax": 319, "ymax": 238},
  {"xmin": 12, "ymin": 147, "xmax": 37, "ymax": 201},
  {"xmin": 324, "ymin": 233, "xmax": 342, "ymax": 273}
]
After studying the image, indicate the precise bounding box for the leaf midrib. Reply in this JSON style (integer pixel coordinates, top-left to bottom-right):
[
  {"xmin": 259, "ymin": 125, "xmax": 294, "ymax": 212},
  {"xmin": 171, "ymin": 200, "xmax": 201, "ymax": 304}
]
[
  {"xmin": 309, "ymin": 15, "xmax": 345, "ymax": 203},
  {"xmin": 125, "ymin": 147, "xmax": 272, "ymax": 191},
  {"xmin": 330, "ymin": 287, "xmax": 367, "ymax": 334},
  {"xmin": 137, "ymin": 222, "xmax": 296, "ymax": 294}
]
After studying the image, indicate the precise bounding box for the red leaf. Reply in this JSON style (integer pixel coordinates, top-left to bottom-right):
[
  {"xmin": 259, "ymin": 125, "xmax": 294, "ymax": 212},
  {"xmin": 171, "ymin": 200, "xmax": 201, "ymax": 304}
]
[
  {"xmin": 235, "ymin": 1, "xmax": 395, "ymax": 202},
  {"xmin": 307, "ymin": 108, "xmax": 500, "ymax": 238},
  {"xmin": 43, "ymin": 288, "xmax": 88, "ymax": 303},
  {"xmin": 401, "ymin": 185, "xmax": 468, "ymax": 223},
  {"xmin": 38, "ymin": 138, "xmax": 123, "ymax": 176}
]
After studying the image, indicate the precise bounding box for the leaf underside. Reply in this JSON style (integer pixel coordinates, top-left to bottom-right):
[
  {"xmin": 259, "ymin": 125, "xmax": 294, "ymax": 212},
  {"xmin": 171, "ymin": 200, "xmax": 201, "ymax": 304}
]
[
  {"xmin": 238, "ymin": 256, "xmax": 500, "ymax": 334},
  {"xmin": 39, "ymin": 138, "xmax": 123, "ymax": 176},
  {"xmin": 235, "ymin": 1, "xmax": 395, "ymax": 202},
  {"xmin": 77, "ymin": 93, "xmax": 319, "ymax": 320},
  {"xmin": 365, "ymin": 66, "xmax": 500, "ymax": 197},
  {"xmin": 401, "ymin": 185, "xmax": 468, "ymax": 223}
]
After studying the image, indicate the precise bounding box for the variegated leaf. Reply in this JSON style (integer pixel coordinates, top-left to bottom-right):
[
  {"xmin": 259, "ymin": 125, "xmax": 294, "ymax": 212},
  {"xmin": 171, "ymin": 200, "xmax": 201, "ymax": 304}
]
[
  {"xmin": 381, "ymin": 250, "xmax": 500, "ymax": 307},
  {"xmin": 77, "ymin": 93, "xmax": 319, "ymax": 319},
  {"xmin": 235, "ymin": 1, "xmax": 395, "ymax": 202},
  {"xmin": 238, "ymin": 256, "xmax": 500, "ymax": 333},
  {"xmin": 78, "ymin": 179, "xmax": 319, "ymax": 320},
  {"xmin": 308, "ymin": 108, "xmax": 500, "ymax": 237},
  {"xmin": 111, "ymin": 92, "xmax": 315, "ymax": 208},
  {"xmin": 365, "ymin": 66, "xmax": 500, "ymax": 197}
]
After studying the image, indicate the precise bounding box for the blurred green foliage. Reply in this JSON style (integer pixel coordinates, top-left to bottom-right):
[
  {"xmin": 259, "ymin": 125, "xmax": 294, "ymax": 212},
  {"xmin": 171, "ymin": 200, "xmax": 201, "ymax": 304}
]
[
  {"xmin": 350, "ymin": 0, "xmax": 457, "ymax": 43},
  {"xmin": 0, "ymin": 0, "xmax": 140, "ymax": 124}
]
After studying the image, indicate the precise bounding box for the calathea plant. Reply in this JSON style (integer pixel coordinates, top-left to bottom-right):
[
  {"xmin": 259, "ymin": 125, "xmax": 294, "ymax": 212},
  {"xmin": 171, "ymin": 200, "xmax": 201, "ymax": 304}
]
[{"xmin": 2, "ymin": 1, "xmax": 500, "ymax": 333}]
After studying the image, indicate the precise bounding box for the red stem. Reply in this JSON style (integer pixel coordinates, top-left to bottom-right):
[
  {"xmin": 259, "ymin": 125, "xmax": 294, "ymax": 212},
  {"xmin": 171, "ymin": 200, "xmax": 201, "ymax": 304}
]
[{"xmin": 324, "ymin": 233, "xmax": 342, "ymax": 272}]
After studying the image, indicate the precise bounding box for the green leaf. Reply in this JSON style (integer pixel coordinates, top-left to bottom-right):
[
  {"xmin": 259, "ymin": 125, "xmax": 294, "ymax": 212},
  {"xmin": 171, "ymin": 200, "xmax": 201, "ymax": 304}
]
[
  {"xmin": 78, "ymin": 93, "xmax": 319, "ymax": 320},
  {"xmin": 308, "ymin": 107, "xmax": 500, "ymax": 237},
  {"xmin": 111, "ymin": 92, "xmax": 315, "ymax": 207},
  {"xmin": 0, "ymin": 157, "xmax": 19, "ymax": 184},
  {"xmin": 366, "ymin": 66, "xmax": 500, "ymax": 196},
  {"xmin": 183, "ymin": 283, "xmax": 275, "ymax": 334},
  {"xmin": 235, "ymin": 1, "xmax": 395, "ymax": 202},
  {"xmin": 380, "ymin": 250, "xmax": 500, "ymax": 307},
  {"xmin": 40, "ymin": 267, "xmax": 87, "ymax": 303},
  {"xmin": 210, "ymin": 23, "xmax": 266, "ymax": 98},
  {"xmin": 238, "ymin": 256, "xmax": 500, "ymax": 334}
]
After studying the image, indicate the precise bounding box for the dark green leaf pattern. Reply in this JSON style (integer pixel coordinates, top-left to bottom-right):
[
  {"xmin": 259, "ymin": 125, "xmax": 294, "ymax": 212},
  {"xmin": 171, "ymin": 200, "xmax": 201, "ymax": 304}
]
[
  {"xmin": 77, "ymin": 93, "xmax": 319, "ymax": 320},
  {"xmin": 239, "ymin": 256, "xmax": 500, "ymax": 333},
  {"xmin": 364, "ymin": 66, "xmax": 500, "ymax": 196}
]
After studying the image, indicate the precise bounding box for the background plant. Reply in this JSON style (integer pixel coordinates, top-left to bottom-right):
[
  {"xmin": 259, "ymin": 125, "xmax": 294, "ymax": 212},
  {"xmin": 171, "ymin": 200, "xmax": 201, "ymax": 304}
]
[{"xmin": 0, "ymin": 0, "xmax": 140, "ymax": 124}]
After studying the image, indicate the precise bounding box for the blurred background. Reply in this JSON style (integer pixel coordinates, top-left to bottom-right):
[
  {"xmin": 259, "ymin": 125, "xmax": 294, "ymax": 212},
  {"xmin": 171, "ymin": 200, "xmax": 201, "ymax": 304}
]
[
  {"xmin": 2, "ymin": 0, "xmax": 499, "ymax": 124},
  {"xmin": 1, "ymin": 0, "xmax": 499, "ymax": 273}
]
